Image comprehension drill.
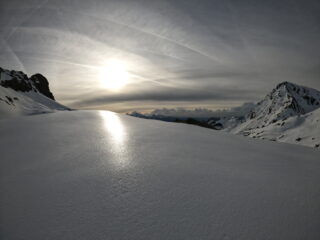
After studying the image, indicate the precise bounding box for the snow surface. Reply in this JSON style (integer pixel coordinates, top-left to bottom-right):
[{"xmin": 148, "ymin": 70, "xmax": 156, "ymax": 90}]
[
  {"xmin": 230, "ymin": 107, "xmax": 320, "ymax": 148},
  {"xmin": 1, "ymin": 110, "xmax": 320, "ymax": 240},
  {"xmin": 0, "ymin": 85, "xmax": 68, "ymax": 118}
]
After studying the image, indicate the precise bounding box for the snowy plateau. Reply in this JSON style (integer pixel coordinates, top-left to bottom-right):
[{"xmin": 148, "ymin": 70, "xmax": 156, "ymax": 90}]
[{"xmin": 1, "ymin": 68, "xmax": 320, "ymax": 240}]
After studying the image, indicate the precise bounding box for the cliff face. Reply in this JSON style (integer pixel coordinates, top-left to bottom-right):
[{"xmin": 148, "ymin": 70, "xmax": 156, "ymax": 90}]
[
  {"xmin": 0, "ymin": 68, "xmax": 55, "ymax": 100},
  {"xmin": 30, "ymin": 74, "xmax": 55, "ymax": 100}
]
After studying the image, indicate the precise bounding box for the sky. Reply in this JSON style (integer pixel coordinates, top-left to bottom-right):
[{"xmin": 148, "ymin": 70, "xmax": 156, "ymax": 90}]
[{"xmin": 1, "ymin": 0, "xmax": 320, "ymax": 113}]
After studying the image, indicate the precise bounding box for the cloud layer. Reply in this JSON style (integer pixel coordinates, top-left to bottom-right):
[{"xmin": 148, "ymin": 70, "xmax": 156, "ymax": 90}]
[
  {"xmin": 141, "ymin": 102, "xmax": 256, "ymax": 119},
  {"xmin": 1, "ymin": 0, "xmax": 320, "ymax": 112}
]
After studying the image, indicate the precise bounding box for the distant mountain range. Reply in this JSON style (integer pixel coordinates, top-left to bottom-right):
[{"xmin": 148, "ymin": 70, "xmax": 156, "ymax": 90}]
[
  {"xmin": 129, "ymin": 82, "xmax": 320, "ymax": 148},
  {"xmin": 0, "ymin": 67, "xmax": 69, "ymax": 118}
]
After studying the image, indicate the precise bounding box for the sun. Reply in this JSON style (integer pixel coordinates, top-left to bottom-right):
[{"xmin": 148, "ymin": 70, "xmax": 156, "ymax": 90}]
[{"xmin": 100, "ymin": 60, "xmax": 129, "ymax": 90}]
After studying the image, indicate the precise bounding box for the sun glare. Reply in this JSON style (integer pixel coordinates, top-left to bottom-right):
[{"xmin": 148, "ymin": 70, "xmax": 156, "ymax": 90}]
[
  {"xmin": 100, "ymin": 60, "xmax": 129, "ymax": 90},
  {"xmin": 100, "ymin": 111, "xmax": 125, "ymax": 143}
]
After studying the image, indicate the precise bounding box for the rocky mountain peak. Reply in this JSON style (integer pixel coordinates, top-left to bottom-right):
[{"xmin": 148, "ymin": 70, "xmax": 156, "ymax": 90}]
[
  {"xmin": 30, "ymin": 74, "xmax": 55, "ymax": 100},
  {"xmin": 0, "ymin": 68, "xmax": 55, "ymax": 100},
  {"xmin": 242, "ymin": 81, "xmax": 320, "ymax": 132}
]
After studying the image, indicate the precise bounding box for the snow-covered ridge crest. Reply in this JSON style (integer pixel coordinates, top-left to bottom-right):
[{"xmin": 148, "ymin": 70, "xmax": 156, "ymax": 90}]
[
  {"xmin": 0, "ymin": 67, "xmax": 70, "ymax": 118},
  {"xmin": 255, "ymin": 81, "xmax": 319, "ymax": 116},
  {"xmin": 240, "ymin": 81, "xmax": 320, "ymax": 129},
  {"xmin": 231, "ymin": 81, "xmax": 320, "ymax": 148}
]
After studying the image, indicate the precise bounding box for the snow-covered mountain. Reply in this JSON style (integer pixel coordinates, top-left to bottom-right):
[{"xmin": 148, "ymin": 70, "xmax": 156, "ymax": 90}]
[
  {"xmin": 237, "ymin": 82, "xmax": 320, "ymax": 129},
  {"xmin": 0, "ymin": 67, "xmax": 69, "ymax": 118},
  {"xmin": 225, "ymin": 82, "xmax": 320, "ymax": 148}
]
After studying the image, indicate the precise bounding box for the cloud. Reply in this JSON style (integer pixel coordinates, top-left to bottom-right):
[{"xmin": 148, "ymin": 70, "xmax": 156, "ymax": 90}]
[
  {"xmin": 1, "ymin": 0, "xmax": 320, "ymax": 111},
  {"xmin": 132, "ymin": 102, "xmax": 256, "ymax": 119},
  {"xmin": 72, "ymin": 84, "xmax": 261, "ymax": 108}
]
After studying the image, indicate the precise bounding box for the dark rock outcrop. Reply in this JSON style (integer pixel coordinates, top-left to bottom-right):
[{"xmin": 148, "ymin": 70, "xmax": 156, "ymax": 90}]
[
  {"xmin": 1, "ymin": 76, "xmax": 33, "ymax": 92},
  {"xmin": 0, "ymin": 68, "xmax": 55, "ymax": 100},
  {"xmin": 30, "ymin": 74, "xmax": 55, "ymax": 100}
]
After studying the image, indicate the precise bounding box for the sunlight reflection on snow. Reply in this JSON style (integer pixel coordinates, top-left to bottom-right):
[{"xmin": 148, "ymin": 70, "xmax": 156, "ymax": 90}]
[
  {"xmin": 99, "ymin": 111, "xmax": 129, "ymax": 168},
  {"xmin": 100, "ymin": 111, "xmax": 125, "ymax": 143}
]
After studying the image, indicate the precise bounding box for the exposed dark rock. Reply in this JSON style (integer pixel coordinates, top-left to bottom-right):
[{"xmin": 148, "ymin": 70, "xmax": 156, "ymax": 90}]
[
  {"xmin": 270, "ymin": 119, "xmax": 277, "ymax": 124},
  {"xmin": 249, "ymin": 111, "xmax": 256, "ymax": 119},
  {"xmin": 175, "ymin": 118, "xmax": 217, "ymax": 130},
  {"xmin": 30, "ymin": 74, "xmax": 55, "ymax": 100},
  {"xmin": 1, "ymin": 69, "xmax": 55, "ymax": 100},
  {"xmin": 1, "ymin": 76, "xmax": 33, "ymax": 92},
  {"xmin": 212, "ymin": 122, "xmax": 223, "ymax": 130},
  {"xmin": 5, "ymin": 96, "xmax": 13, "ymax": 103},
  {"xmin": 276, "ymin": 81, "xmax": 289, "ymax": 89},
  {"xmin": 288, "ymin": 98, "xmax": 305, "ymax": 114}
]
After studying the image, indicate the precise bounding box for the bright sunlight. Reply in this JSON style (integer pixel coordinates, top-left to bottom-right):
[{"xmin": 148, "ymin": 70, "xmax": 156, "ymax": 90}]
[{"xmin": 100, "ymin": 60, "xmax": 129, "ymax": 90}]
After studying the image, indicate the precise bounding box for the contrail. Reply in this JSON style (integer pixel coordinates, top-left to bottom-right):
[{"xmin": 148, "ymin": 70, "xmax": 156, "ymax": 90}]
[
  {"xmin": 4, "ymin": 0, "xmax": 49, "ymax": 41},
  {"xmin": 128, "ymin": 71, "xmax": 181, "ymax": 88},
  {"xmin": 0, "ymin": 38, "xmax": 26, "ymax": 72},
  {"xmin": 20, "ymin": 54, "xmax": 100, "ymax": 70},
  {"xmin": 225, "ymin": 0, "xmax": 262, "ymax": 81},
  {"xmin": 12, "ymin": 24, "xmax": 189, "ymax": 67},
  {"xmin": 69, "ymin": 10, "xmax": 224, "ymax": 64}
]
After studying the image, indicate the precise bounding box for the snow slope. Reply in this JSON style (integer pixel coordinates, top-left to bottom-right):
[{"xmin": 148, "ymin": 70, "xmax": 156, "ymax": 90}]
[
  {"xmin": 0, "ymin": 85, "xmax": 69, "ymax": 118},
  {"xmin": 1, "ymin": 110, "xmax": 320, "ymax": 240},
  {"xmin": 229, "ymin": 82, "xmax": 320, "ymax": 148},
  {"xmin": 247, "ymin": 82, "xmax": 320, "ymax": 126},
  {"xmin": 235, "ymin": 82, "xmax": 320, "ymax": 131},
  {"xmin": 0, "ymin": 68, "xmax": 69, "ymax": 118},
  {"xmin": 208, "ymin": 82, "xmax": 320, "ymax": 148},
  {"xmin": 230, "ymin": 107, "xmax": 320, "ymax": 148}
]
